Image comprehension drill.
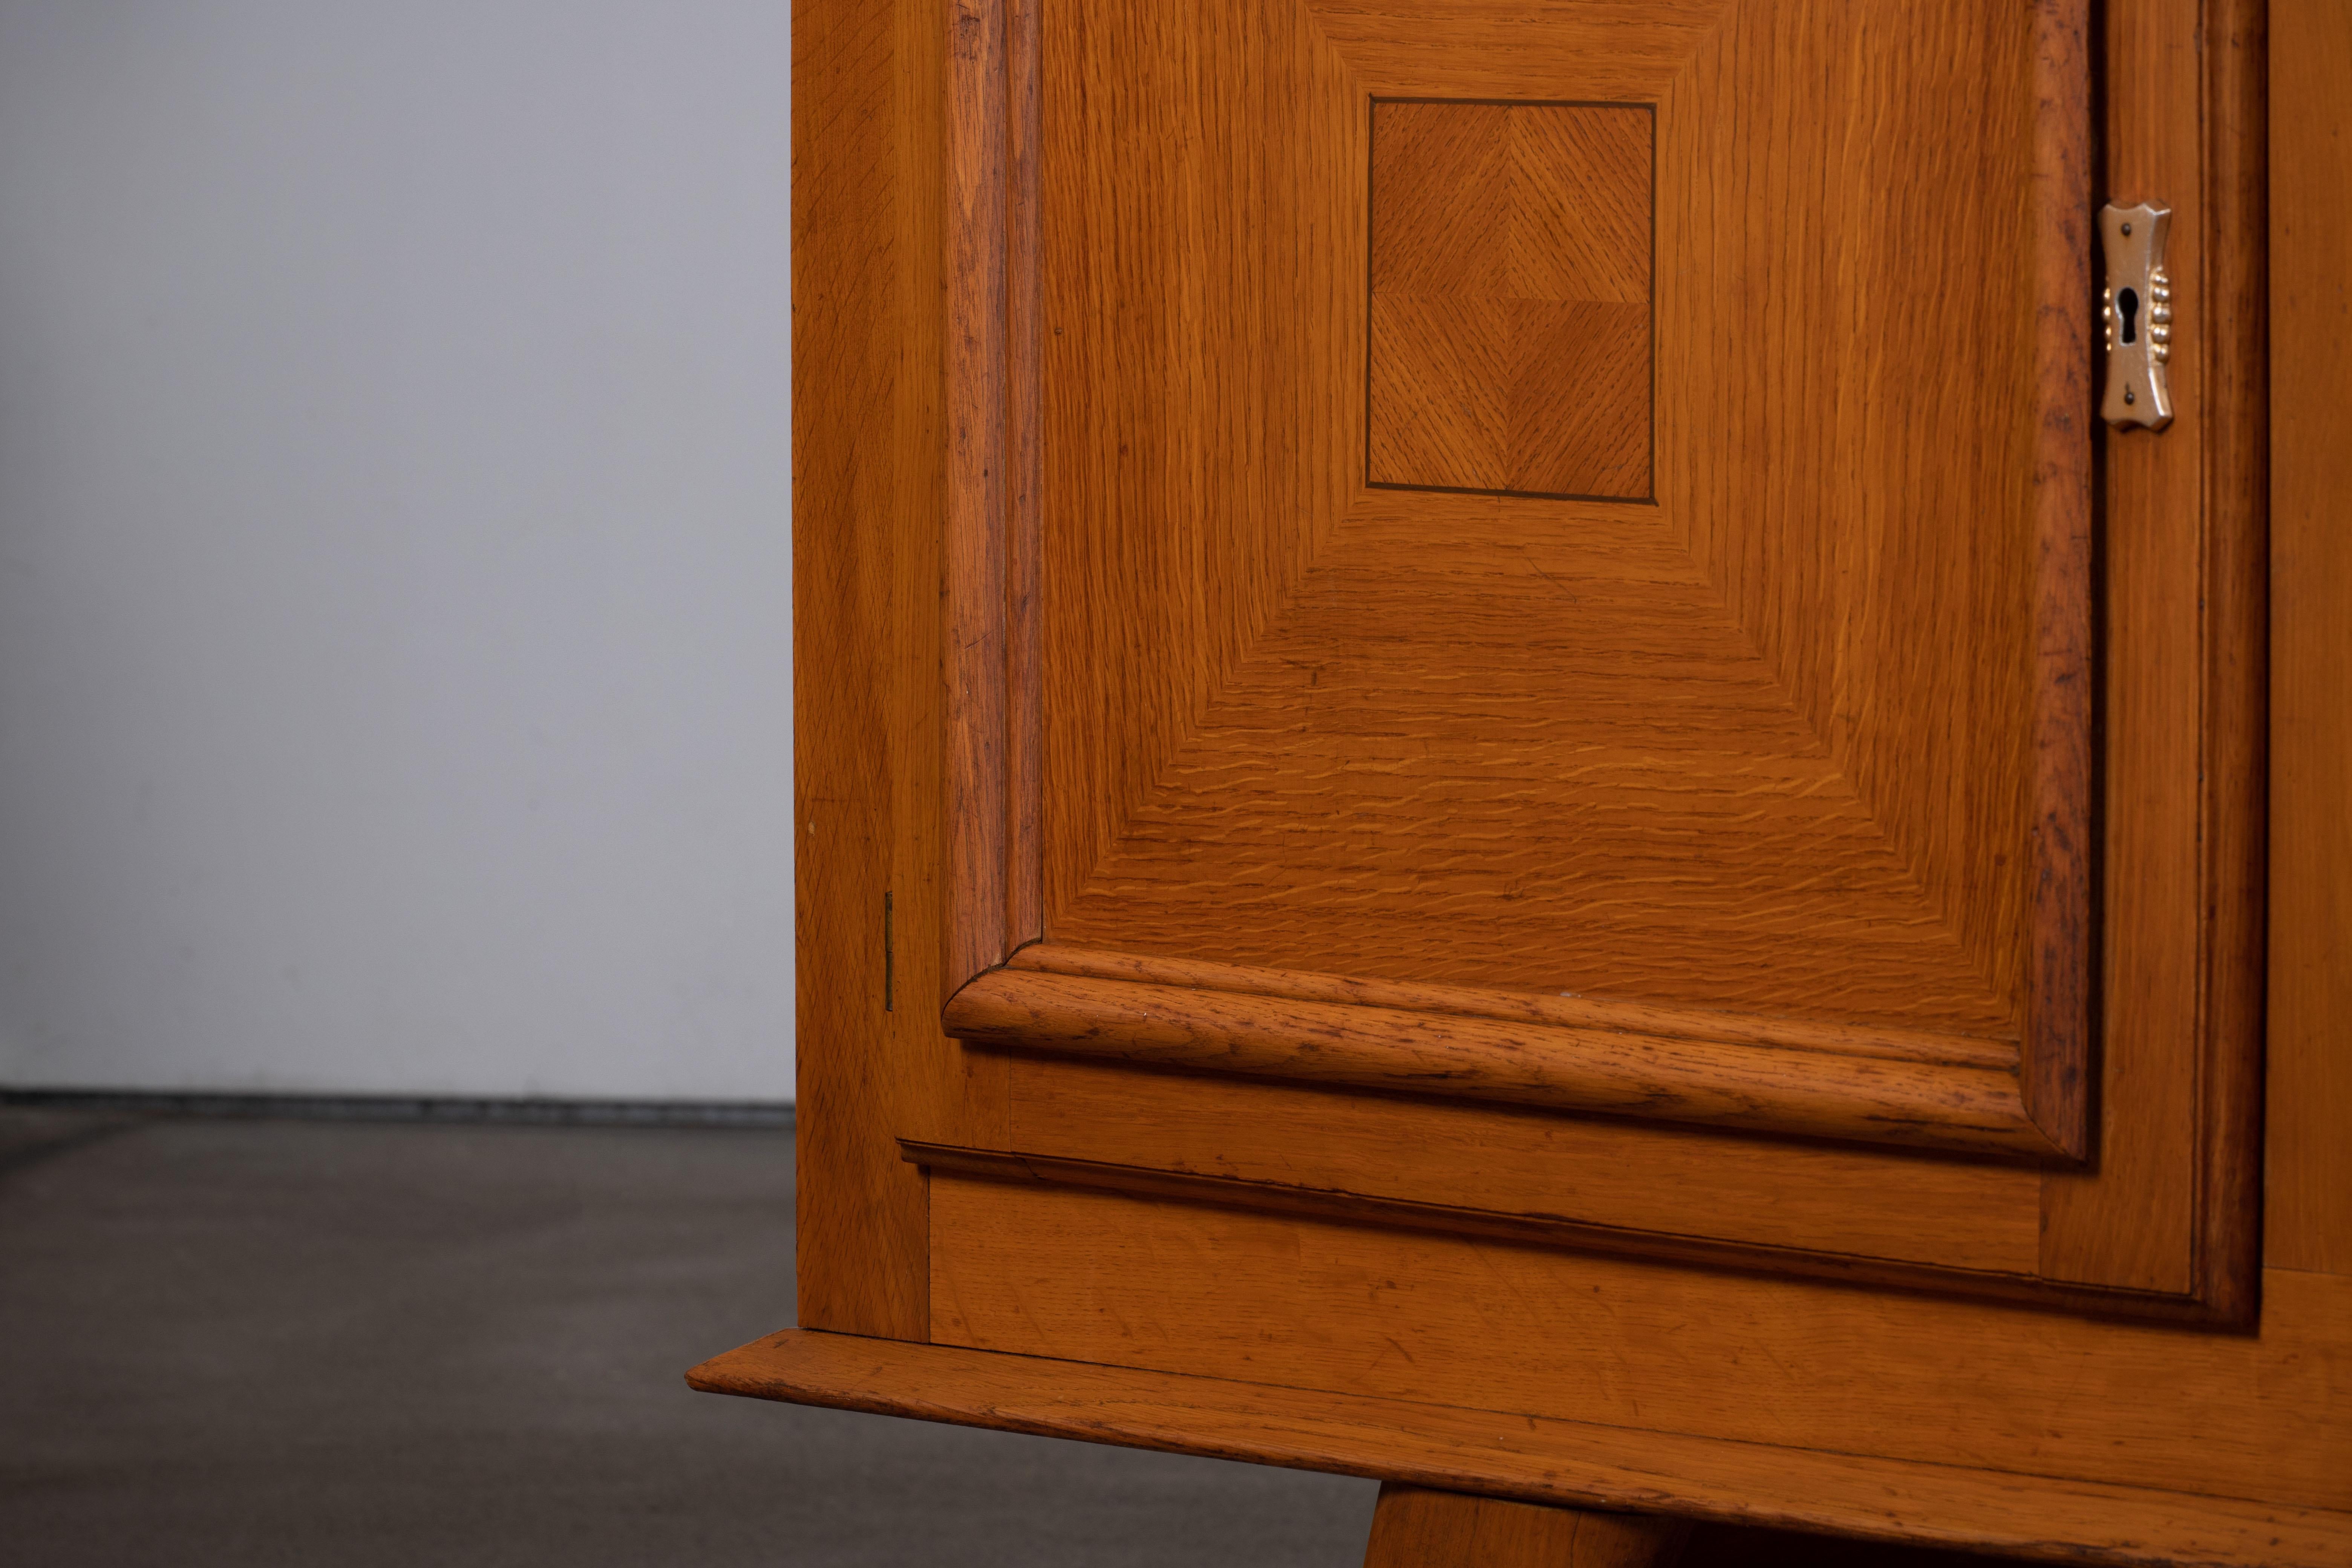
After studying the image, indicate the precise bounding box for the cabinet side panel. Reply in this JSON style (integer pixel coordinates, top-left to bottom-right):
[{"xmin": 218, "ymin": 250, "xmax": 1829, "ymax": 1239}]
[
  {"xmin": 793, "ymin": 0, "xmax": 949, "ymax": 1339},
  {"xmin": 2268, "ymin": 0, "xmax": 2352, "ymax": 1279}
]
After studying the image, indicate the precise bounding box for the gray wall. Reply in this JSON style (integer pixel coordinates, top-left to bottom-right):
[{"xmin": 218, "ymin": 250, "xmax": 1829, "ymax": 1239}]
[{"xmin": 0, "ymin": 2, "xmax": 794, "ymax": 1100}]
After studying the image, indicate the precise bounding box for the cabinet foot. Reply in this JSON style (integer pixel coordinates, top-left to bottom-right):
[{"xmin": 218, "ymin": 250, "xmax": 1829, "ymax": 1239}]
[{"xmin": 1363, "ymin": 1482, "xmax": 1692, "ymax": 1568}]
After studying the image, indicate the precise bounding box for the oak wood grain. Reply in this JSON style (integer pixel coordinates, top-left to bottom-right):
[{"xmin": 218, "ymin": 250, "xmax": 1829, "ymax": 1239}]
[
  {"xmin": 2268, "ymin": 0, "xmax": 2352, "ymax": 1279},
  {"xmin": 1362, "ymin": 1485, "xmax": 1691, "ymax": 1568},
  {"xmin": 1039, "ymin": 0, "xmax": 1359, "ymax": 951},
  {"xmin": 688, "ymin": 1328, "xmax": 2352, "ymax": 1568},
  {"xmin": 1036, "ymin": 0, "xmax": 2075, "ymax": 1062},
  {"xmin": 903, "ymin": 1140, "xmax": 2188, "ymax": 1315},
  {"xmin": 791, "ymin": 0, "xmax": 948, "ymax": 1340},
  {"xmin": 1008, "ymin": 944, "xmax": 2017, "ymax": 1067},
  {"xmin": 944, "ymin": 0, "xmax": 1009, "ymax": 993},
  {"xmin": 1001, "ymin": 1053, "xmax": 2043, "ymax": 1274},
  {"xmin": 2191, "ymin": 0, "xmax": 2272, "ymax": 1335},
  {"xmin": 925, "ymin": 1177, "xmax": 2352, "ymax": 1514},
  {"xmin": 945, "ymin": 966, "xmax": 2056, "ymax": 1156},
  {"xmin": 1003, "ymin": 0, "xmax": 1043, "ymax": 950},
  {"xmin": 1050, "ymin": 532, "xmax": 2026, "ymax": 1030},
  {"xmin": 777, "ymin": 3, "xmax": 2322, "ymax": 1557},
  {"xmin": 2022, "ymin": 0, "xmax": 2096, "ymax": 1156},
  {"xmin": 934, "ymin": 0, "xmax": 2267, "ymax": 1315},
  {"xmin": 2034, "ymin": 0, "xmax": 2207, "ymax": 1303},
  {"xmin": 2034, "ymin": 0, "xmax": 2269, "ymax": 1324},
  {"xmin": 1366, "ymin": 101, "xmax": 1654, "ymax": 499}
]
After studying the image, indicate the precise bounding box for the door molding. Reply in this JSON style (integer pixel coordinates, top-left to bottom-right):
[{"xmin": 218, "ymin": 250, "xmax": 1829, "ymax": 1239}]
[{"xmin": 946, "ymin": 945, "xmax": 2056, "ymax": 1158}]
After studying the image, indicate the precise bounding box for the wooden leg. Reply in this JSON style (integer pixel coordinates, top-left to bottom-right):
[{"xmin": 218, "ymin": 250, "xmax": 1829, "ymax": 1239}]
[{"xmin": 1363, "ymin": 1483, "xmax": 1692, "ymax": 1568}]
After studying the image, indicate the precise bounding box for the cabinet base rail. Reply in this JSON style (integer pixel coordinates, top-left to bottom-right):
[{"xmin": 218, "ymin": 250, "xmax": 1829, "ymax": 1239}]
[{"xmin": 688, "ymin": 1327, "xmax": 2347, "ymax": 1568}]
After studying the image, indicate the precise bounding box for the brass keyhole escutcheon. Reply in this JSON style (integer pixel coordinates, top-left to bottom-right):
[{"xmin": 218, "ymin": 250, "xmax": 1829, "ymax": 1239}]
[{"xmin": 2100, "ymin": 202, "xmax": 2173, "ymax": 429}]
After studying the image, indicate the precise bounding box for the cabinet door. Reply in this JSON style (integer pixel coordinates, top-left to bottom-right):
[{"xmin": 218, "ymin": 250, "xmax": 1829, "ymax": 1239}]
[{"xmin": 889, "ymin": 0, "xmax": 2262, "ymax": 1325}]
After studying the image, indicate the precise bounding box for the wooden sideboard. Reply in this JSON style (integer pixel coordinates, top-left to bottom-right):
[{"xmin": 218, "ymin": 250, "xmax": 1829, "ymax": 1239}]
[{"xmin": 694, "ymin": 0, "xmax": 2350, "ymax": 1561}]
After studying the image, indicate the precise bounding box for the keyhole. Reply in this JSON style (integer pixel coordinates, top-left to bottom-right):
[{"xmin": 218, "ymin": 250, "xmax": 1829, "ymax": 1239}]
[{"xmin": 2117, "ymin": 286, "xmax": 2141, "ymax": 346}]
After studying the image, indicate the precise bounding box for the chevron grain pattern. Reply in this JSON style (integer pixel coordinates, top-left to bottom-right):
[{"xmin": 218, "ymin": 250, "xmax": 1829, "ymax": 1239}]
[
  {"xmin": 1367, "ymin": 100, "xmax": 1653, "ymax": 499},
  {"xmin": 1040, "ymin": 0, "xmax": 2055, "ymax": 1052}
]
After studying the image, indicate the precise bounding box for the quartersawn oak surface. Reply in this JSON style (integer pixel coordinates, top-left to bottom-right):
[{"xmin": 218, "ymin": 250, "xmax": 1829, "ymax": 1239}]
[
  {"xmin": 2267, "ymin": 0, "xmax": 2352, "ymax": 1279},
  {"xmin": 925, "ymin": 1175, "xmax": 2352, "ymax": 1516},
  {"xmin": 933, "ymin": 0, "xmax": 2263, "ymax": 1319},
  {"xmin": 792, "ymin": 0, "xmax": 948, "ymax": 1341},
  {"xmin": 1366, "ymin": 100, "xmax": 1654, "ymax": 500},
  {"xmin": 1040, "ymin": 0, "xmax": 2065, "ymax": 1059},
  {"xmin": 905, "ymin": 1139, "xmax": 2064, "ymax": 1308},
  {"xmin": 689, "ymin": 1327, "xmax": 2352, "ymax": 1568},
  {"xmin": 795, "ymin": 0, "xmax": 2270, "ymax": 1351},
  {"xmin": 2034, "ymin": 0, "xmax": 2267, "ymax": 1319},
  {"xmin": 946, "ymin": 963, "xmax": 2049, "ymax": 1155},
  {"xmin": 777, "ymin": 0, "xmax": 2324, "ymax": 1555},
  {"xmin": 997, "ymin": 1051, "xmax": 2043, "ymax": 1273}
]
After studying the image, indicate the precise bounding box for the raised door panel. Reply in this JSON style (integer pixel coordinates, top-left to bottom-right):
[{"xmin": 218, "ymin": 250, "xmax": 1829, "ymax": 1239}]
[
  {"xmin": 925, "ymin": 0, "xmax": 2262, "ymax": 1323},
  {"xmin": 1028, "ymin": 0, "xmax": 2074, "ymax": 1098}
]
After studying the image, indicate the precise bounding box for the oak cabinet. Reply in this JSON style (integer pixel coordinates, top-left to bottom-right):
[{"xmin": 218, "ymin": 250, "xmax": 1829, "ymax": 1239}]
[{"xmin": 693, "ymin": 0, "xmax": 2351, "ymax": 1562}]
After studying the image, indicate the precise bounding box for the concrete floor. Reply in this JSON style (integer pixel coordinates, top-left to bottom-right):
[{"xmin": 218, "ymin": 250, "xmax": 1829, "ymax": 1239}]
[
  {"xmin": 0, "ymin": 1109, "xmax": 1372, "ymax": 1566},
  {"xmin": 0, "ymin": 1107, "xmax": 1994, "ymax": 1567}
]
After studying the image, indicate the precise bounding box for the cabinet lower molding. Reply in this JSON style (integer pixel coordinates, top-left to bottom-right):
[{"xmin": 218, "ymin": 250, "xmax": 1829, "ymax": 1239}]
[
  {"xmin": 900, "ymin": 1139, "xmax": 2231, "ymax": 1326},
  {"xmin": 688, "ymin": 1328, "xmax": 2351, "ymax": 1568}
]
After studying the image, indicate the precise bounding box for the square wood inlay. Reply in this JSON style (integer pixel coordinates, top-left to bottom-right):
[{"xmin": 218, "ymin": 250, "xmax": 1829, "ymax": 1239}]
[{"xmin": 1367, "ymin": 100, "xmax": 1653, "ymax": 501}]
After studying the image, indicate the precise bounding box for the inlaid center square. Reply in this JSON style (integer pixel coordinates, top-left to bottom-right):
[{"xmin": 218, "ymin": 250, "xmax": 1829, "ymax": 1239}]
[{"xmin": 1367, "ymin": 100, "xmax": 1653, "ymax": 501}]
